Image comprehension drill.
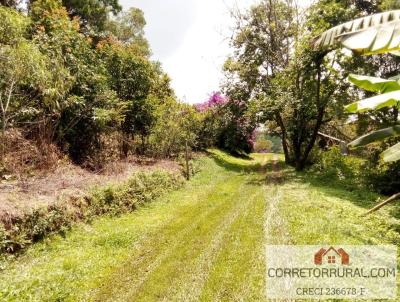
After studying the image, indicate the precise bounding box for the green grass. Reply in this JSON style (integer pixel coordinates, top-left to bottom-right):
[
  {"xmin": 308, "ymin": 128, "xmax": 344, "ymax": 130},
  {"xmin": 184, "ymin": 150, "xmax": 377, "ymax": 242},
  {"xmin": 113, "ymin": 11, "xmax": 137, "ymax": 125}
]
[
  {"xmin": 0, "ymin": 170, "xmax": 183, "ymax": 255},
  {"xmin": 266, "ymin": 163, "xmax": 400, "ymax": 246},
  {"xmin": 0, "ymin": 150, "xmax": 399, "ymax": 301}
]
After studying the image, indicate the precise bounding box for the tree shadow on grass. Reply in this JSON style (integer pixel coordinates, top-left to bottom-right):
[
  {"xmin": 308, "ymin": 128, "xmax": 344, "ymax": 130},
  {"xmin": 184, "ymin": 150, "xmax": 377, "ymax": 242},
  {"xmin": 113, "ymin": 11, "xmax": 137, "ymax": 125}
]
[
  {"xmin": 257, "ymin": 155, "xmax": 398, "ymax": 218},
  {"xmin": 207, "ymin": 150, "xmax": 264, "ymax": 173},
  {"xmin": 207, "ymin": 150, "xmax": 400, "ymax": 220},
  {"xmin": 247, "ymin": 159, "xmax": 295, "ymax": 185},
  {"xmin": 241, "ymin": 156, "xmax": 382, "ymax": 212},
  {"xmin": 211, "ymin": 149, "xmax": 378, "ymax": 212},
  {"xmin": 294, "ymin": 170, "xmax": 400, "ymax": 220},
  {"xmin": 296, "ymin": 171, "xmax": 400, "ymax": 243}
]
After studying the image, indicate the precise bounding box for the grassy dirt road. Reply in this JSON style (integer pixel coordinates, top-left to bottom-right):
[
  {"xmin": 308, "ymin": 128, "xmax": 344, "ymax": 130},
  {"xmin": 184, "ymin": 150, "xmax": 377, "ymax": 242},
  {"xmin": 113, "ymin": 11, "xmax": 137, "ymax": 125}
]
[{"xmin": 1, "ymin": 150, "xmax": 399, "ymax": 301}]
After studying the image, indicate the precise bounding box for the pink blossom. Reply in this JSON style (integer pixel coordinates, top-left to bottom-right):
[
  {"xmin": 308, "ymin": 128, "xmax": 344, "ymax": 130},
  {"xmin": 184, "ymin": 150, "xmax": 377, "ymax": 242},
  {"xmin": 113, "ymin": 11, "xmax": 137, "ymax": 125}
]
[
  {"xmin": 194, "ymin": 92, "xmax": 228, "ymax": 112},
  {"xmin": 247, "ymin": 130, "xmax": 257, "ymax": 148}
]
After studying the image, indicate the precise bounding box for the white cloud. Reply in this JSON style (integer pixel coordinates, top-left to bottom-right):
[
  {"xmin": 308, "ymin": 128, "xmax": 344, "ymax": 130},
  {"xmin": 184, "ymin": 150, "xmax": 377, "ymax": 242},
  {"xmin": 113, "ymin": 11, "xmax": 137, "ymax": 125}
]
[
  {"xmin": 120, "ymin": 0, "xmax": 197, "ymax": 60},
  {"xmin": 120, "ymin": 0, "xmax": 311, "ymax": 103},
  {"xmin": 160, "ymin": 0, "xmax": 257, "ymax": 103}
]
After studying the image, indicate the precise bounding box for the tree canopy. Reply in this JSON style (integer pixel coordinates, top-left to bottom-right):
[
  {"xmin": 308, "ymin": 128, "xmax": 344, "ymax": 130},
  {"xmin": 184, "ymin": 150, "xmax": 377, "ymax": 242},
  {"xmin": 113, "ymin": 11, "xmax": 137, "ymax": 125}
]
[{"xmin": 223, "ymin": 0, "xmax": 400, "ymax": 170}]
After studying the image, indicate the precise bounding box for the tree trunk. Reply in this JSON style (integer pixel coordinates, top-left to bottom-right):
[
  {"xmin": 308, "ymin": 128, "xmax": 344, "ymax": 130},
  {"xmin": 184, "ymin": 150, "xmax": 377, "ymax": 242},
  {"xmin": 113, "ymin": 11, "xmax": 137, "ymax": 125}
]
[
  {"xmin": 121, "ymin": 132, "xmax": 129, "ymax": 158},
  {"xmin": 1, "ymin": 119, "xmax": 5, "ymax": 162},
  {"xmin": 0, "ymin": 95, "xmax": 8, "ymax": 162},
  {"xmin": 295, "ymin": 55, "xmax": 325, "ymax": 171},
  {"xmin": 364, "ymin": 193, "xmax": 400, "ymax": 215},
  {"xmin": 275, "ymin": 113, "xmax": 290, "ymax": 164},
  {"xmin": 185, "ymin": 140, "xmax": 190, "ymax": 180}
]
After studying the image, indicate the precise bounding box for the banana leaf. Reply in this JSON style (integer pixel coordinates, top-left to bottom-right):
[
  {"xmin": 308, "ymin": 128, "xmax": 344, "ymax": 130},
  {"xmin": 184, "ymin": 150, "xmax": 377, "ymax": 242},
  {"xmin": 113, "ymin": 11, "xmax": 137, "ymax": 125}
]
[
  {"xmin": 389, "ymin": 74, "xmax": 400, "ymax": 81},
  {"xmin": 348, "ymin": 125, "xmax": 400, "ymax": 148},
  {"xmin": 382, "ymin": 142, "xmax": 400, "ymax": 162},
  {"xmin": 345, "ymin": 91, "xmax": 400, "ymax": 112},
  {"xmin": 349, "ymin": 74, "xmax": 400, "ymax": 93},
  {"xmin": 312, "ymin": 10, "xmax": 400, "ymax": 55}
]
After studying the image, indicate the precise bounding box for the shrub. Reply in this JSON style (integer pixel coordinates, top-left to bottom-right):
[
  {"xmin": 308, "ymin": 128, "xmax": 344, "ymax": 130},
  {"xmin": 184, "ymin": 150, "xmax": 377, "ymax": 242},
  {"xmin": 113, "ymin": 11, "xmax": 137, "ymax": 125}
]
[
  {"xmin": 363, "ymin": 160, "xmax": 400, "ymax": 196},
  {"xmin": 0, "ymin": 6, "xmax": 30, "ymax": 45},
  {"xmin": 313, "ymin": 146, "xmax": 365, "ymax": 187},
  {"xmin": 195, "ymin": 93, "xmax": 257, "ymax": 155},
  {"xmin": 0, "ymin": 170, "xmax": 184, "ymax": 254},
  {"xmin": 314, "ymin": 146, "xmax": 400, "ymax": 196},
  {"xmin": 254, "ymin": 139, "xmax": 273, "ymax": 153}
]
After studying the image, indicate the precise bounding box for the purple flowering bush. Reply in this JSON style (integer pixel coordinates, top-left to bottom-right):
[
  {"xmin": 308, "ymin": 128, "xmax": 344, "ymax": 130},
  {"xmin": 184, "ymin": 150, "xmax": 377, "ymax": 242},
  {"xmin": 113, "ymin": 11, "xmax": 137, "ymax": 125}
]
[
  {"xmin": 195, "ymin": 92, "xmax": 257, "ymax": 154},
  {"xmin": 195, "ymin": 92, "xmax": 228, "ymax": 112}
]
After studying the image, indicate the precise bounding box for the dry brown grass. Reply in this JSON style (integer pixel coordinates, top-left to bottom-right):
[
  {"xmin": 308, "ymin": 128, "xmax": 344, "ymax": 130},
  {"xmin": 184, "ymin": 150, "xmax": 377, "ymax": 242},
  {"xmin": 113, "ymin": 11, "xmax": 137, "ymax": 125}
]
[
  {"xmin": 0, "ymin": 157, "xmax": 180, "ymax": 221},
  {"xmin": 0, "ymin": 129, "xmax": 182, "ymax": 224},
  {"xmin": 0, "ymin": 128, "xmax": 61, "ymax": 177},
  {"xmin": 0, "ymin": 134, "xmax": 180, "ymax": 224}
]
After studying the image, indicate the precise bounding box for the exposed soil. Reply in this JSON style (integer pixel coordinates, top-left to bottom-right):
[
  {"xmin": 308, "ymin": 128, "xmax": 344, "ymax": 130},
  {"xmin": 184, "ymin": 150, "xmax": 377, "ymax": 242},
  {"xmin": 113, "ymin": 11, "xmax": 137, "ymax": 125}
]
[
  {"xmin": 267, "ymin": 154, "xmax": 285, "ymax": 184},
  {"xmin": 0, "ymin": 157, "xmax": 181, "ymax": 221}
]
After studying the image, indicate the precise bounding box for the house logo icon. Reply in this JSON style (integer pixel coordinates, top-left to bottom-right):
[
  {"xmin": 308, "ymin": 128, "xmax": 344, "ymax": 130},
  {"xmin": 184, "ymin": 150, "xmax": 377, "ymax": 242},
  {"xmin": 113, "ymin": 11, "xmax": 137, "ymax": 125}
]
[{"xmin": 314, "ymin": 247, "xmax": 350, "ymax": 265}]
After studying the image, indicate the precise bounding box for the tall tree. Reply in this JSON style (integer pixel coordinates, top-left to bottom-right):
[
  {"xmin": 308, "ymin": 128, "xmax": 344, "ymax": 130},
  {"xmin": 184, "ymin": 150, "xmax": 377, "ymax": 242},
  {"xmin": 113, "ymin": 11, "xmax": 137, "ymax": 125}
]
[
  {"xmin": 224, "ymin": 0, "xmax": 294, "ymax": 101},
  {"xmin": 106, "ymin": 7, "xmax": 150, "ymax": 57},
  {"xmin": 30, "ymin": 0, "xmax": 126, "ymax": 165},
  {"xmin": 29, "ymin": 0, "xmax": 122, "ymax": 32},
  {"xmin": 0, "ymin": 0, "xmax": 19, "ymax": 7},
  {"xmin": 63, "ymin": 0, "xmax": 121, "ymax": 31},
  {"xmin": 224, "ymin": 0, "xmax": 393, "ymax": 170}
]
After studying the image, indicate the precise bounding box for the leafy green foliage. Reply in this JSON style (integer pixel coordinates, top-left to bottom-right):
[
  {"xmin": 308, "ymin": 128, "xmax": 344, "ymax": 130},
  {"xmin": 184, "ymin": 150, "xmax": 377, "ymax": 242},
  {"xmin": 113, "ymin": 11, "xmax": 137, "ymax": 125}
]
[
  {"xmin": 346, "ymin": 90, "xmax": 400, "ymax": 112},
  {"xmin": 313, "ymin": 146, "xmax": 365, "ymax": 186},
  {"xmin": 29, "ymin": 0, "xmax": 122, "ymax": 31},
  {"xmin": 253, "ymin": 139, "xmax": 273, "ymax": 153},
  {"xmin": 364, "ymin": 159, "xmax": 400, "ymax": 195},
  {"xmin": 316, "ymin": 146, "xmax": 400, "ymax": 195},
  {"xmin": 0, "ymin": 170, "xmax": 184, "ymax": 254},
  {"xmin": 345, "ymin": 73, "xmax": 400, "ymax": 163},
  {"xmin": 348, "ymin": 74, "xmax": 400, "ymax": 93},
  {"xmin": 63, "ymin": 0, "xmax": 122, "ymax": 30},
  {"xmin": 0, "ymin": 1, "xmax": 206, "ymax": 170},
  {"xmin": 0, "ymin": 40, "xmax": 50, "ymax": 136},
  {"xmin": 106, "ymin": 7, "xmax": 150, "ymax": 56},
  {"xmin": 313, "ymin": 10, "xmax": 400, "ymax": 55},
  {"xmin": 253, "ymin": 132, "xmax": 283, "ymax": 153},
  {"xmin": 349, "ymin": 125, "xmax": 400, "ymax": 147},
  {"xmin": 314, "ymin": 9, "xmax": 400, "ymax": 165},
  {"xmin": 150, "ymin": 98, "xmax": 200, "ymax": 157},
  {"xmin": 28, "ymin": 0, "xmax": 125, "ymax": 166},
  {"xmin": 223, "ymin": 0, "xmax": 378, "ymax": 170},
  {"xmin": 195, "ymin": 93, "xmax": 257, "ymax": 155},
  {"xmin": 0, "ymin": 6, "xmax": 29, "ymax": 44},
  {"xmin": 382, "ymin": 142, "xmax": 400, "ymax": 161}
]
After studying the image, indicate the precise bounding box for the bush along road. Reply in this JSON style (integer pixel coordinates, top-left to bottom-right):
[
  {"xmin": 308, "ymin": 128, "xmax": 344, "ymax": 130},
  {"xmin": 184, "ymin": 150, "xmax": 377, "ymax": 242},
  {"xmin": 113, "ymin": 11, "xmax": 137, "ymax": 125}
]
[{"xmin": 0, "ymin": 150, "xmax": 399, "ymax": 301}]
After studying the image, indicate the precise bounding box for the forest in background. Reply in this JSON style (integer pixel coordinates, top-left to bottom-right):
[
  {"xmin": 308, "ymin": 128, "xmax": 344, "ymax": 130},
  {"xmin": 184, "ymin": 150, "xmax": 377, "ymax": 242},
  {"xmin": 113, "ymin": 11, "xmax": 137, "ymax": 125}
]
[
  {"xmin": 0, "ymin": 0, "xmax": 399, "ymax": 283},
  {"xmin": 0, "ymin": 0, "xmax": 257, "ymax": 177},
  {"xmin": 223, "ymin": 0, "xmax": 400, "ymax": 194},
  {"xmin": 0, "ymin": 0, "xmax": 399, "ymax": 195}
]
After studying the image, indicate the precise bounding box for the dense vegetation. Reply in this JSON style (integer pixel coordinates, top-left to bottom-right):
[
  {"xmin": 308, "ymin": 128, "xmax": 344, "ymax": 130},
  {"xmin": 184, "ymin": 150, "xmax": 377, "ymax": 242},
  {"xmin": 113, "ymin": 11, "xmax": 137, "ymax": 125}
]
[
  {"xmin": 1, "ymin": 0, "xmax": 399, "ymax": 252},
  {"xmin": 1, "ymin": 151, "xmax": 399, "ymax": 300},
  {"xmin": 0, "ymin": 170, "xmax": 184, "ymax": 254},
  {"xmin": 2, "ymin": 0, "xmax": 397, "ymax": 189},
  {"xmin": 0, "ymin": 0, "xmax": 257, "ymax": 176},
  {"xmin": 223, "ymin": 0, "xmax": 400, "ymax": 195},
  {"xmin": 0, "ymin": 1, "xmax": 400, "ymax": 299}
]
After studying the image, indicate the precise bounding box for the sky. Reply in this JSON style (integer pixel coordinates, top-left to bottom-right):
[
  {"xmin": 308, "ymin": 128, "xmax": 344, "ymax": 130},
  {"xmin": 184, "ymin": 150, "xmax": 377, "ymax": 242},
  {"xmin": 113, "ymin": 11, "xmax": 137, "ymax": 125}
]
[{"xmin": 119, "ymin": 0, "xmax": 310, "ymax": 104}]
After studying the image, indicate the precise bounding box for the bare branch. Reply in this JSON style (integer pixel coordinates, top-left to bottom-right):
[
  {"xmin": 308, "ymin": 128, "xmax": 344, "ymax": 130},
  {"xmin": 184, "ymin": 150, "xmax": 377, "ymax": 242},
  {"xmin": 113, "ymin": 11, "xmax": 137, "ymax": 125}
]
[{"xmin": 364, "ymin": 193, "xmax": 400, "ymax": 216}]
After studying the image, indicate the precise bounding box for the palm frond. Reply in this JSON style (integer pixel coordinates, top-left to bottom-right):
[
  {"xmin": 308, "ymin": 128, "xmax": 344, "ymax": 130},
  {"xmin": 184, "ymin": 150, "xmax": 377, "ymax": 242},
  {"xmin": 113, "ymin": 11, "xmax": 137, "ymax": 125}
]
[{"xmin": 312, "ymin": 10, "xmax": 400, "ymax": 55}]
